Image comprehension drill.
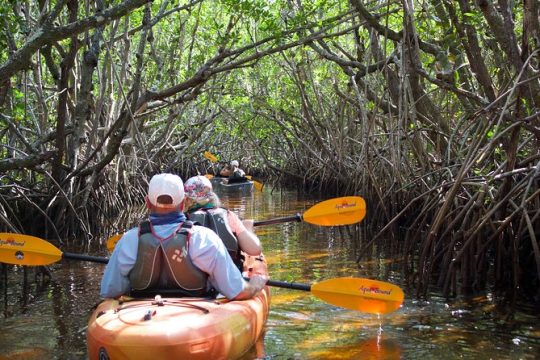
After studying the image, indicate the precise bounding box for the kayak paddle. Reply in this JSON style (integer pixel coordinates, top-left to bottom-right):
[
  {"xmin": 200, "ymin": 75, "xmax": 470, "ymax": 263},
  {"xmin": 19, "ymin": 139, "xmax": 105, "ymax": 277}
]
[
  {"xmin": 105, "ymin": 196, "xmax": 366, "ymax": 251},
  {"xmin": 0, "ymin": 233, "xmax": 108, "ymax": 265},
  {"xmin": 254, "ymin": 196, "xmax": 366, "ymax": 227},
  {"xmin": 203, "ymin": 151, "xmax": 218, "ymax": 163},
  {"xmin": 0, "ymin": 233, "xmax": 403, "ymax": 314},
  {"xmin": 245, "ymin": 176, "xmax": 264, "ymax": 191},
  {"xmin": 267, "ymin": 277, "xmax": 403, "ymax": 315},
  {"xmin": 106, "ymin": 233, "xmax": 123, "ymax": 252}
]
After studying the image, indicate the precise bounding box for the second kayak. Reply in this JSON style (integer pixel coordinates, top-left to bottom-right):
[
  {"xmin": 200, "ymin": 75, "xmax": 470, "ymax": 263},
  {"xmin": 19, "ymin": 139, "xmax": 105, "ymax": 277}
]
[{"xmin": 210, "ymin": 176, "xmax": 254, "ymax": 193}]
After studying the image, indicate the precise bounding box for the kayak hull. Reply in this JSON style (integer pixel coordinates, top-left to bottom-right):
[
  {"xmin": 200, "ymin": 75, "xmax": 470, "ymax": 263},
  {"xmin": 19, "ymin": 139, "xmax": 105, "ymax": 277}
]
[
  {"xmin": 87, "ymin": 255, "xmax": 270, "ymax": 360},
  {"xmin": 210, "ymin": 177, "xmax": 254, "ymax": 193}
]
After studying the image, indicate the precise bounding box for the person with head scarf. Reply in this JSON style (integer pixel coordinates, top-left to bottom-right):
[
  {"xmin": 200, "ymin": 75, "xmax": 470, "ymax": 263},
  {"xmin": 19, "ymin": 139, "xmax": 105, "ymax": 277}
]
[
  {"xmin": 219, "ymin": 162, "xmax": 232, "ymax": 177},
  {"xmin": 184, "ymin": 175, "xmax": 262, "ymax": 268},
  {"xmin": 100, "ymin": 173, "xmax": 266, "ymax": 300}
]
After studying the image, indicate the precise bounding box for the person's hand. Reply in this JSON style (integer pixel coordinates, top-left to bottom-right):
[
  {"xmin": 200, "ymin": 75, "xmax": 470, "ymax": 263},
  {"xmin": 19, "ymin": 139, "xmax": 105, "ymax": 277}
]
[
  {"xmin": 249, "ymin": 274, "xmax": 268, "ymax": 291},
  {"xmin": 235, "ymin": 273, "xmax": 268, "ymax": 300},
  {"xmin": 242, "ymin": 219, "xmax": 254, "ymax": 232}
]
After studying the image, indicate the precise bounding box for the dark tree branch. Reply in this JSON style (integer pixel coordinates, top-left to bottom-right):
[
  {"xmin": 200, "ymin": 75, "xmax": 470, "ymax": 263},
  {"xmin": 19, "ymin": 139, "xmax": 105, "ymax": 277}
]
[{"xmin": 0, "ymin": 0, "xmax": 152, "ymax": 80}]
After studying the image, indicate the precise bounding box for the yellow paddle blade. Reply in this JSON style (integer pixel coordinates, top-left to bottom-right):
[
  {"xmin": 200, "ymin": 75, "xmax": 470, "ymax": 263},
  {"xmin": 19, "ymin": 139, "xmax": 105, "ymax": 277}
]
[
  {"xmin": 0, "ymin": 233, "xmax": 62, "ymax": 265},
  {"xmin": 303, "ymin": 196, "xmax": 366, "ymax": 226},
  {"xmin": 245, "ymin": 176, "xmax": 264, "ymax": 191},
  {"xmin": 311, "ymin": 277, "xmax": 404, "ymax": 314},
  {"xmin": 203, "ymin": 151, "xmax": 218, "ymax": 163},
  {"xmin": 253, "ymin": 181, "xmax": 264, "ymax": 192},
  {"xmin": 106, "ymin": 234, "xmax": 123, "ymax": 253}
]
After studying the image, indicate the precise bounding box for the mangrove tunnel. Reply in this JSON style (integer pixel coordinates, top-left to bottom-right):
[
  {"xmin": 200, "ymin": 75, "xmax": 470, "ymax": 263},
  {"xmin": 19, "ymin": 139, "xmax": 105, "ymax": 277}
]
[{"xmin": 0, "ymin": 0, "xmax": 539, "ymax": 316}]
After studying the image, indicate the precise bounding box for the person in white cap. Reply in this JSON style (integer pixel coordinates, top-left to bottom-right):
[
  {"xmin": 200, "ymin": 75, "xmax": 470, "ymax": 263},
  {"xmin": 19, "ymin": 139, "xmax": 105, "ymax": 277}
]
[
  {"xmin": 219, "ymin": 160, "xmax": 246, "ymax": 180},
  {"xmin": 100, "ymin": 173, "xmax": 267, "ymax": 300},
  {"xmin": 184, "ymin": 175, "xmax": 261, "ymax": 268},
  {"xmin": 230, "ymin": 160, "xmax": 246, "ymax": 179}
]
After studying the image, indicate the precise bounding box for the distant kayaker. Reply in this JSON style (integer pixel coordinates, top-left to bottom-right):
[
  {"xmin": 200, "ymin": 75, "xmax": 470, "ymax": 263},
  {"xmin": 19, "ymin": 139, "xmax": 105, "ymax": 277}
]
[
  {"xmin": 230, "ymin": 160, "xmax": 246, "ymax": 179},
  {"xmin": 100, "ymin": 173, "xmax": 267, "ymax": 300},
  {"xmin": 219, "ymin": 162, "xmax": 232, "ymax": 177},
  {"xmin": 219, "ymin": 160, "xmax": 246, "ymax": 181},
  {"xmin": 183, "ymin": 175, "xmax": 262, "ymax": 268}
]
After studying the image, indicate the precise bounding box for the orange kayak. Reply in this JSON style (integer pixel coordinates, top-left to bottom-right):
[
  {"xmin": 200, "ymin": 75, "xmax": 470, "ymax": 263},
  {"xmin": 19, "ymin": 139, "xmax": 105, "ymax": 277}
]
[{"xmin": 86, "ymin": 254, "xmax": 270, "ymax": 360}]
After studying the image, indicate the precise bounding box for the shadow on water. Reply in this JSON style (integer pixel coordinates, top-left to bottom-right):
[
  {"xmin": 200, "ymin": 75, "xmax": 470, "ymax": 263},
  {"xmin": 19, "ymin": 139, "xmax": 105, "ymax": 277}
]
[{"xmin": 1, "ymin": 188, "xmax": 539, "ymax": 359}]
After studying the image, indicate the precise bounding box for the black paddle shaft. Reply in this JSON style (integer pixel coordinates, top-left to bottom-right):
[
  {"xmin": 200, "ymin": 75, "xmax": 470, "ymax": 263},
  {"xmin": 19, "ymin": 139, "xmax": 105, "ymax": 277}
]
[
  {"xmin": 63, "ymin": 252, "xmax": 314, "ymax": 292},
  {"xmin": 266, "ymin": 279, "xmax": 311, "ymax": 291},
  {"xmin": 254, "ymin": 213, "xmax": 302, "ymax": 227},
  {"xmin": 63, "ymin": 252, "xmax": 109, "ymax": 264},
  {"xmin": 243, "ymin": 276, "xmax": 311, "ymax": 291}
]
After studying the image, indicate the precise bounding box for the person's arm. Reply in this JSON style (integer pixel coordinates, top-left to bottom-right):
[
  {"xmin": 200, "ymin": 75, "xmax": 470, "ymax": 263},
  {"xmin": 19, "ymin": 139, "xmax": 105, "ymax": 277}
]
[
  {"xmin": 100, "ymin": 229, "xmax": 138, "ymax": 298},
  {"xmin": 233, "ymin": 274, "xmax": 267, "ymax": 300},
  {"xmin": 190, "ymin": 227, "xmax": 265, "ymax": 300},
  {"xmin": 227, "ymin": 211, "xmax": 262, "ymax": 256}
]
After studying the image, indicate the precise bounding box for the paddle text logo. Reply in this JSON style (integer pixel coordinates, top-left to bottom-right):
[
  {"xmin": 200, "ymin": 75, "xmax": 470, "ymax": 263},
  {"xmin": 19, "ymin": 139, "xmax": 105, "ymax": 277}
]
[
  {"xmin": 358, "ymin": 285, "xmax": 392, "ymax": 296},
  {"xmin": 336, "ymin": 201, "xmax": 356, "ymax": 210},
  {"xmin": 0, "ymin": 236, "xmax": 25, "ymax": 247}
]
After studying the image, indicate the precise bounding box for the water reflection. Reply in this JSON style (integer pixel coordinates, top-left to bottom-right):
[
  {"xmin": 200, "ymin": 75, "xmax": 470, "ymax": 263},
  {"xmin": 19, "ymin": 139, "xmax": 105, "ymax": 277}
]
[
  {"xmin": 1, "ymin": 188, "xmax": 539, "ymax": 359},
  {"xmin": 304, "ymin": 335, "xmax": 402, "ymax": 359},
  {"xmin": 0, "ymin": 261, "xmax": 103, "ymax": 359}
]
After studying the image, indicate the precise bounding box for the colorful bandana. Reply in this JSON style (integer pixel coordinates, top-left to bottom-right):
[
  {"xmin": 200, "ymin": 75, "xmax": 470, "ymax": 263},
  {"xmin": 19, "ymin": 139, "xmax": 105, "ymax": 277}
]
[{"xmin": 184, "ymin": 176, "xmax": 215, "ymax": 204}]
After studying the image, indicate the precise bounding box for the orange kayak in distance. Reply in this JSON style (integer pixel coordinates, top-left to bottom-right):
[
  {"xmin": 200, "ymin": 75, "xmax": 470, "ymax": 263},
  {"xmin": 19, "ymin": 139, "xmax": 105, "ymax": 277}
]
[{"xmin": 86, "ymin": 255, "xmax": 270, "ymax": 360}]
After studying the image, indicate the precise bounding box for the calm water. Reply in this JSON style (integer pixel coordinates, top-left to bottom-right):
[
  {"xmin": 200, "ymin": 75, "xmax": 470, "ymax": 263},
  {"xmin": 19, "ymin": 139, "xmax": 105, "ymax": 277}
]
[{"xmin": 1, "ymin": 188, "xmax": 539, "ymax": 359}]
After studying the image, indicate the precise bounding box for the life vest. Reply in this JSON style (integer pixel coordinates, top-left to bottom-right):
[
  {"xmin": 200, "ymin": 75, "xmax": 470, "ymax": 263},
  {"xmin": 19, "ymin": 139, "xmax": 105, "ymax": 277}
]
[
  {"xmin": 187, "ymin": 208, "xmax": 242, "ymax": 268},
  {"xmin": 231, "ymin": 168, "xmax": 246, "ymax": 179},
  {"xmin": 128, "ymin": 221, "xmax": 208, "ymax": 297}
]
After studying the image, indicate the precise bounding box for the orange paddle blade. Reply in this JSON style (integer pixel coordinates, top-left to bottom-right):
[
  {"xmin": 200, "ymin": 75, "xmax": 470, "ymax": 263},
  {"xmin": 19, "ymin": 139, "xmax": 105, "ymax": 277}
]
[
  {"xmin": 0, "ymin": 233, "xmax": 62, "ymax": 265},
  {"xmin": 311, "ymin": 277, "xmax": 404, "ymax": 314},
  {"xmin": 303, "ymin": 196, "xmax": 366, "ymax": 226},
  {"xmin": 203, "ymin": 151, "xmax": 218, "ymax": 163},
  {"xmin": 205, "ymin": 174, "xmax": 214, "ymax": 180},
  {"xmin": 106, "ymin": 234, "xmax": 123, "ymax": 252}
]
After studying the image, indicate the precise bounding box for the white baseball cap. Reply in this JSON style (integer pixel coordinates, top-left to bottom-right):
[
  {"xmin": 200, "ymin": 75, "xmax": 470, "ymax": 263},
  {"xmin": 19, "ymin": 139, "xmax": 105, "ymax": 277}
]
[
  {"xmin": 147, "ymin": 173, "xmax": 185, "ymax": 208},
  {"xmin": 230, "ymin": 160, "xmax": 239, "ymax": 167}
]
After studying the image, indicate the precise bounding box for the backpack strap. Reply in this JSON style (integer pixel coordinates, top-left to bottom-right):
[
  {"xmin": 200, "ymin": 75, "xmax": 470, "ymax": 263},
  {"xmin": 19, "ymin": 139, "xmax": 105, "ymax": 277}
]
[
  {"xmin": 181, "ymin": 220, "xmax": 195, "ymax": 229},
  {"xmin": 139, "ymin": 220, "xmax": 152, "ymax": 235}
]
